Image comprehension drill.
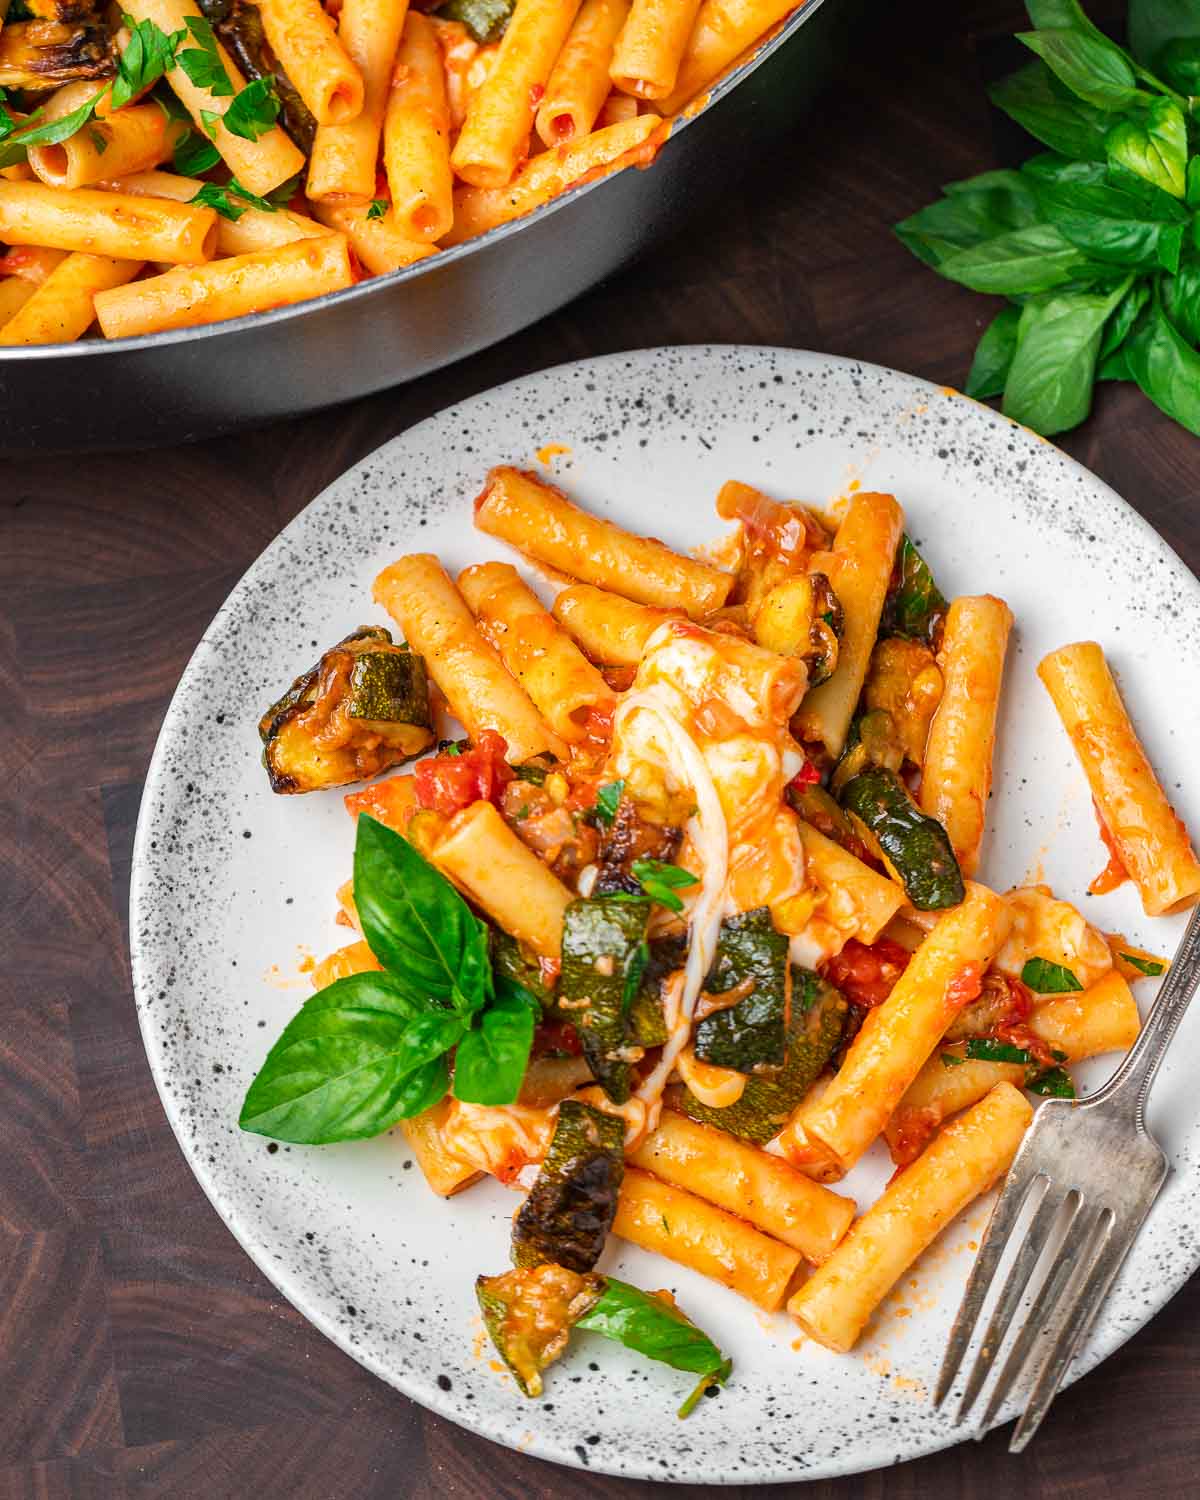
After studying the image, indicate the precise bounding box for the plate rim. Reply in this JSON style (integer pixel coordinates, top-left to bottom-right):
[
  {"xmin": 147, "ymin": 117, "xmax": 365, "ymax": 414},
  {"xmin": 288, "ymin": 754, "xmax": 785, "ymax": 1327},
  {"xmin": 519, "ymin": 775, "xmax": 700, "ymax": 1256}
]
[{"xmin": 129, "ymin": 343, "xmax": 1200, "ymax": 1484}]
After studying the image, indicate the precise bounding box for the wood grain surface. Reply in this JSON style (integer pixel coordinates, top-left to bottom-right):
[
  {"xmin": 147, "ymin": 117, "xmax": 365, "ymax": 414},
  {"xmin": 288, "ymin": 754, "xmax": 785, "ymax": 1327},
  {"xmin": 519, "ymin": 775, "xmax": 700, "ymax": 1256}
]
[{"xmin": 5, "ymin": 0, "xmax": 1200, "ymax": 1495}]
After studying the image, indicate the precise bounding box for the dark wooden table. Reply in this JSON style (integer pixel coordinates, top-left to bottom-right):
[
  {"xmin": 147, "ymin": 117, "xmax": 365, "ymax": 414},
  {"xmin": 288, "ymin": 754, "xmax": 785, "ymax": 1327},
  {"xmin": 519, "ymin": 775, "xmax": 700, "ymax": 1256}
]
[{"xmin": 6, "ymin": 1, "xmax": 1200, "ymax": 1495}]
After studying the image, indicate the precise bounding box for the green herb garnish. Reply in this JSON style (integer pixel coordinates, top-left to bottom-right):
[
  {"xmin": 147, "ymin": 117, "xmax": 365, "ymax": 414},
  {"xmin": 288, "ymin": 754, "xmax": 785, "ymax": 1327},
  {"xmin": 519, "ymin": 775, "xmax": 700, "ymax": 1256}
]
[
  {"xmin": 366, "ymin": 197, "xmax": 388, "ymax": 220},
  {"xmin": 631, "ymin": 858, "xmax": 700, "ymax": 913},
  {"xmin": 593, "ymin": 779, "xmax": 624, "ymax": 826},
  {"xmin": 1021, "ymin": 956, "xmax": 1084, "ymax": 993},
  {"xmin": 223, "ymin": 75, "xmax": 281, "ymax": 141},
  {"xmin": 1121, "ymin": 951, "xmax": 1165, "ymax": 976},
  {"xmin": 964, "ymin": 1037, "xmax": 1034, "ymax": 1064},
  {"xmin": 1028, "ymin": 1065, "xmax": 1077, "ymax": 1097}
]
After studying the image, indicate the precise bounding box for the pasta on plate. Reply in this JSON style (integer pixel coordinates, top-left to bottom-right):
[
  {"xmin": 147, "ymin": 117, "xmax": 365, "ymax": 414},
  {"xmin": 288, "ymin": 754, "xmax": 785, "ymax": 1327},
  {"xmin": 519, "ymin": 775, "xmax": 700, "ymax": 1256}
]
[
  {"xmin": 240, "ymin": 463, "xmax": 1193, "ymax": 1412},
  {"xmin": 0, "ymin": 0, "xmax": 810, "ymax": 342}
]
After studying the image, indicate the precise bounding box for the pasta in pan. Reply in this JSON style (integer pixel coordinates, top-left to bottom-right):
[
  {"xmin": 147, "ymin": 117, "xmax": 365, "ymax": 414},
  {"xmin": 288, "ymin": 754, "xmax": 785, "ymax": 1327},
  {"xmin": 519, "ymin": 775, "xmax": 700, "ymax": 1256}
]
[
  {"xmin": 0, "ymin": 0, "xmax": 813, "ymax": 342},
  {"xmin": 242, "ymin": 463, "xmax": 1187, "ymax": 1412}
]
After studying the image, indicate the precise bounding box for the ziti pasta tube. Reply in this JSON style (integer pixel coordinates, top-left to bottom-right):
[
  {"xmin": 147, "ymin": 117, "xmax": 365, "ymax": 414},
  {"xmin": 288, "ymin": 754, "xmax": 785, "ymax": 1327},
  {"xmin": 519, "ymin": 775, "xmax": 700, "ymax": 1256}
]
[
  {"xmin": 658, "ymin": 0, "xmax": 798, "ymax": 114},
  {"xmin": 102, "ymin": 170, "xmax": 328, "ymax": 256},
  {"xmin": 451, "ymin": 0, "xmax": 584, "ymax": 188},
  {"xmin": 797, "ymin": 819, "xmax": 906, "ymax": 951},
  {"xmin": 259, "ymin": 0, "xmax": 366, "ymax": 125},
  {"xmin": 779, "ymin": 882, "xmax": 1012, "ymax": 1182},
  {"xmin": 458, "ymin": 562, "xmax": 615, "ymax": 741},
  {"xmin": 629, "ymin": 1112, "xmax": 855, "ymax": 1263},
  {"xmin": 0, "ymin": 251, "xmax": 141, "ymax": 344},
  {"xmin": 313, "ymin": 198, "xmax": 435, "ymax": 273},
  {"xmin": 123, "ymin": 0, "xmax": 306, "ymax": 196},
  {"xmin": 0, "ymin": 273, "xmax": 37, "ymax": 326},
  {"xmin": 93, "ymin": 233, "xmax": 353, "ymax": 338},
  {"xmin": 402, "ymin": 1099, "xmax": 485, "ymax": 1197},
  {"xmin": 793, "ymin": 492, "xmax": 905, "ymax": 758},
  {"xmin": 788, "ymin": 1082, "xmax": 1033, "ymax": 1351},
  {"xmin": 535, "ymin": 0, "xmax": 629, "ymax": 144},
  {"xmin": 919, "ymin": 595, "xmax": 1013, "ymax": 877},
  {"xmin": 0, "ymin": 180, "xmax": 217, "ymax": 263},
  {"xmin": 431, "ymin": 800, "xmax": 573, "ymax": 959},
  {"xmin": 445, "ymin": 112, "xmax": 661, "ymax": 243},
  {"xmin": 382, "ymin": 11, "xmax": 454, "ymax": 241},
  {"xmin": 373, "ymin": 553, "xmax": 567, "ymax": 763},
  {"xmin": 474, "ymin": 465, "xmax": 732, "ymax": 618},
  {"xmin": 884, "ymin": 1053, "xmax": 1026, "ymax": 1167},
  {"xmin": 1038, "ymin": 641, "xmax": 1200, "ymax": 916},
  {"xmin": 609, "ymin": 0, "xmax": 701, "ymax": 99},
  {"xmin": 28, "ymin": 103, "xmax": 186, "ymax": 191},
  {"xmin": 307, "ymin": 0, "xmax": 408, "ymax": 202},
  {"xmin": 552, "ymin": 584, "xmax": 683, "ymax": 665},
  {"xmin": 613, "ymin": 1166, "xmax": 801, "ymax": 1311},
  {"xmin": 1028, "ymin": 968, "xmax": 1141, "ymax": 1063}
]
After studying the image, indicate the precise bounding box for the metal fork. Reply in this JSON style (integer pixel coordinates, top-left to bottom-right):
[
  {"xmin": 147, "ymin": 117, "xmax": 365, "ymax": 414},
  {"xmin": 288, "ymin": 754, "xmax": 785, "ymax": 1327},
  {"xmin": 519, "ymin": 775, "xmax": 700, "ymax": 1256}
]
[{"xmin": 934, "ymin": 901, "xmax": 1200, "ymax": 1451}]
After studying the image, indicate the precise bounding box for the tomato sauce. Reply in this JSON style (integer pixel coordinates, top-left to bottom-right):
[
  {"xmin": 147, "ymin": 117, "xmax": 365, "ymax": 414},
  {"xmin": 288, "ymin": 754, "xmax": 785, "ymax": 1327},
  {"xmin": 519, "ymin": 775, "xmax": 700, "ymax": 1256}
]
[
  {"xmin": 821, "ymin": 936, "xmax": 912, "ymax": 1008},
  {"xmin": 414, "ymin": 729, "xmax": 514, "ymax": 816}
]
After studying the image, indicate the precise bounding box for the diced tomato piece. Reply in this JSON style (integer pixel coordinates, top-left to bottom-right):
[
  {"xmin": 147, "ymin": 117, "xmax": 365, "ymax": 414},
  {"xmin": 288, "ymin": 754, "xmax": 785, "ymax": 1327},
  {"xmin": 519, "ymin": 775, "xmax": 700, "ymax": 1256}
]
[
  {"xmin": 533, "ymin": 1018, "xmax": 581, "ymax": 1057},
  {"xmin": 414, "ymin": 729, "xmax": 515, "ymax": 817},
  {"xmin": 821, "ymin": 936, "xmax": 912, "ymax": 1008},
  {"xmin": 787, "ymin": 758, "xmax": 821, "ymax": 792},
  {"xmin": 344, "ymin": 774, "xmax": 419, "ymax": 831}
]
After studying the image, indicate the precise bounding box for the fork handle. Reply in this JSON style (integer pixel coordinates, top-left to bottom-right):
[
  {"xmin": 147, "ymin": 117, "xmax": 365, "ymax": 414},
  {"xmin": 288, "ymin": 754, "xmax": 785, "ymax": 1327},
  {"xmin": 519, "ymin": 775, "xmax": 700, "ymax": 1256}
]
[{"xmin": 1088, "ymin": 902, "xmax": 1200, "ymax": 1125}]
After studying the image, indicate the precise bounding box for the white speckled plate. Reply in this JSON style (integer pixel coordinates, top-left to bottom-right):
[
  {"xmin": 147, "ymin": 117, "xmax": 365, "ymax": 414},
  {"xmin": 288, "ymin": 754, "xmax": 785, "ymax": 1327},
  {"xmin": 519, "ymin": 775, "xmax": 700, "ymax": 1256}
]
[{"xmin": 130, "ymin": 347, "xmax": 1200, "ymax": 1484}]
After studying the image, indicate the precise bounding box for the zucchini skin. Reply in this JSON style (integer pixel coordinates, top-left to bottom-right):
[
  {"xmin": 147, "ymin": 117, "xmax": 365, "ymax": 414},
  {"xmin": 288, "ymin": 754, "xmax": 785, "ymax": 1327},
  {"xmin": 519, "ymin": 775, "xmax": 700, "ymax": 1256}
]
[
  {"xmin": 258, "ymin": 626, "xmax": 434, "ymax": 794},
  {"xmin": 692, "ymin": 908, "xmax": 789, "ymax": 1072},
  {"xmin": 678, "ymin": 969, "xmax": 847, "ymax": 1145},
  {"xmin": 627, "ymin": 933, "xmax": 685, "ymax": 1047},
  {"xmin": 512, "ymin": 1100, "xmax": 625, "ymax": 1272},
  {"xmin": 840, "ymin": 765, "xmax": 964, "ymax": 910},
  {"xmin": 559, "ymin": 896, "xmax": 651, "ymax": 1104},
  {"xmin": 476, "ymin": 1263, "xmax": 603, "ymax": 1397}
]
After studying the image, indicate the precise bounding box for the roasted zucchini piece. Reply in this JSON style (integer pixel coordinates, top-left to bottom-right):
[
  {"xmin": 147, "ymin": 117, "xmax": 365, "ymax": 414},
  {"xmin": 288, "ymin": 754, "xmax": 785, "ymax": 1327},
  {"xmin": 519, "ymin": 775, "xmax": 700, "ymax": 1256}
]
[
  {"xmin": 880, "ymin": 535, "xmax": 947, "ymax": 648},
  {"xmin": 491, "ymin": 927, "xmax": 556, "ymax": 1011},
  {"xmin": 435, "ymin": 0, "xmax": 515, "ymax": 43},
  {"xmin": 200, "ymin": 0, "xmax": 317, "ymax": 151},
  {"xmin": 0, "ymin": 18, "xmax": 112, "ymax": 89},
  {"xmin": 476, "ymin": 1262, "xmax": 604, "ymax": 1397},
  {"xmin": 12, "ymin": 0, "xmax": 102, "ymax": 22},
  {"xmin": 678, "ymin": 968, "xmax": 846, "ymax": 1145},
  {"xmin": 863, "ymin": 637, "xmax": 943, "ymax": 767},
  {"xmin": 840, "ymin": 765, "xmax": 964, "ymax": 910},
  {"xmin": 258, "ymin": 626, "xmax": 434, "ymax": 794},
  {"xmin": 627, "ymin": 932, "xmax": 685, "ymax": 1047},
  {"xmin": 512, "ymin": 1099, "xmax": 625, "ymax": 1271},
  {"xmin": 692, "ymin": 908, "xmax": 789, "ymax": 1072},
  {"xmin": 559, "ymin": 896, "xmax": 651, "ymax": 1103}
]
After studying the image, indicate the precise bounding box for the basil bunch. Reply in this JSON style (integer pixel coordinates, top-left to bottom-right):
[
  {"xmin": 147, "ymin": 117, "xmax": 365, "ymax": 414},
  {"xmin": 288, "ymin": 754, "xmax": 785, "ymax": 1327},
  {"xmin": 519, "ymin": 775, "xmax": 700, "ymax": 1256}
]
[
  {"xmin": 239, "ymin": 814, "xmax": 539, "ymax": 1144},
  {"xmin": 895, "ymin": 0, "xmax": 1200, "ymax": 436}
]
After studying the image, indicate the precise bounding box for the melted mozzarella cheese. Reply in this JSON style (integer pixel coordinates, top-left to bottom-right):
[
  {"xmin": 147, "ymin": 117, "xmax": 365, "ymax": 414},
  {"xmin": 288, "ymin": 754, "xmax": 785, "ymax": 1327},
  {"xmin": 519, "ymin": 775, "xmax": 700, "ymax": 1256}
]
[{"xmin": 995, "ymin": 885, "xmax": 1113, "ymax": 989}]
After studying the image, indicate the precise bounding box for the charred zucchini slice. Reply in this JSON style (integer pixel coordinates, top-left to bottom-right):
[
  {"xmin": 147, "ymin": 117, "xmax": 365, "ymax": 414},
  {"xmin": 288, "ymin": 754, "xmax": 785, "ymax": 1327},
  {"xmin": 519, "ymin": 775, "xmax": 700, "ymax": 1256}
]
[
  {"xmin": 880, "ymin": 535, "xmax": 947, "ymax": 648},
  {"xmin": 0, "ymin": 18, "xmax": 113, "ymax": 89},
  {"xmin": 559, "ymin": 896, "xmax": 651, "ymax": 1103},
  {"xmin": 512, "ymin": 1099, "xmax": 625, "ymax": 1272},
  {"xmin": 476, "ymin": 1263, "xmax": 604, "ymax": 1397},
  {"xmin": 678, "ymin": 969, "xmax": 846, "ymax": 1145},
  {"xmin": 203, "ymin": 0, "xmax": 318, "ymax": 151},
  {"xmin": 627, "ymin": 933, "xmax": 685, "ymax": 1047},
  {"xmin": 258, "ymin": 627, "xmax": 433, "ymax": 794},
  {"xmin": 840, "ymin": 765, "xmax": 964, "ymax": 910},
  {"xmin": 491, "ymin": 927, "xmax": 556, "ymax": 1012},
  {"xmin": 692, "ymin": 908, "xmax": 789, "ymax": 1072}
]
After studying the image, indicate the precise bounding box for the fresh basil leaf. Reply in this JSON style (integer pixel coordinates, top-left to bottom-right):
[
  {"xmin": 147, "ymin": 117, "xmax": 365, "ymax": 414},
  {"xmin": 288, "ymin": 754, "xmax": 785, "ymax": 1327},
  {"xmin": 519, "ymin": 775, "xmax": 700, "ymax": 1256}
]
[
  {"xmin": 366, "ymin": 197, "xmax": 388, "ymax": 220},
  {"xmin": 1099, "ymin": 278, "xmax": 1150, "ymax": 358},
  {"xmin": 594, "ymin": 779, "xmax": 624, "ymax": 827},
  {"xmin": 965, "ymin": 305, "xmax": 1023, "ymax": 398},
  {"xmin": 990, "ymin": 61, "xmax": 1114, "ymax": 161},
  {"xmin": 1121, "ymin": 951, "xmax": 1166, "ymax": 975},
  {"xmin": 1002, "ymin": 276, "xmax": 1132, "ymax": 433},
  {"xmin": 451, "ymin": 977, "xmax": 538, "ymax": 1105},
  {"xmin": 938, "ymin": 223, "xmax": 1096, "ymax": 294},
  {"xmin": 1020, "ymin": 956, "xmax": 1084, "ymax": 992},
  {"xmin": 173, "ymin": 126, "xmax": 221, "ymax": 174},
  {"xmin": 941, "ymin": 1051, "xmax": 966, "ymax": 1067},
  {"xmin": 574, "ymin": 1277, "xmax": 731, "ymax": 1418},
  {"xmin": 1027, "ymin": 1065, "xmax": 1077, "ymax": 1097},
  {"xmin": 1022, "ymin": 154, "xmax": 1186, "ymax": 272},
  {"xmin": 111, "ymin": 16, "xmax": 185, "ymax": 110},
  {"xmin": 630, "ymin": 858, "xmax": 700, "ymax": 913},
  {"xmin": 238, "ymin": 973, "xmax": 461, "ymax": 1142},
  {"xmin": 964, "ymin": 1037, "xmax": 1033, "ymax": 1064},
  {"xmin": 224, "ymin": 75, "xmax": 280, "ymax": 141},
  {"xmin": 1017, "ymin": 28, "xmax": 1141, "ymax": 111},
  {"xmin": 1128, "ymin": 0, "xmax": 1200, "ymax": 71},
  {"xmin": 1026, "ymin": 0, "xmax": 1116, "ymax": 43},
  {"xmin": 1106, "ymin": 98, "xmax": 1187, "ymax": 200},
  {"xmin": 1126, "ymin": 288, "xmax": 1200, "ymax": 434},
  {"xmin": 1163, "ymin": 252, "xmax": 1200, "ymax": 343},
  {"xmin": 895, "ymin": 171, "xmax": 1041, "ymax": 269},
  {"xmin": 354, "ymin": 814, "xmax": 491, "ymax": 1011},
  {"xmin": 176, "ymin": 14, "xmax": 234, "ymax": 96},
  {"xmin": 1098, "ymin": 344, "xmax": 1134, "ymax": 380},
  {"xmin": 1154, "ymin": 32, "xmax": 1200, "ymax": 92}
]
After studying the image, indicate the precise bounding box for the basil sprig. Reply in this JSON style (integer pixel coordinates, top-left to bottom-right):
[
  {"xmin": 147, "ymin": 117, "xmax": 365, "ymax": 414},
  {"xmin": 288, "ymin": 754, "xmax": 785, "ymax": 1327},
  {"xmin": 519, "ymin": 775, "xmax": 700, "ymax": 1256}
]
[
  {"xmin": 895, "ymin": 0, "xmax": 1200, "ymax": 438},
  {"xmin": 239, "ymin": 814, "xmax": 539, "ymax": 1143},
  {"xmin": 1021, "ymin": 956, "xmax": 1084, "ymax": 993},
  {"xmin": 1121, "ymin": 950, "xmax": 1165, "ymax": 976},
  {"xmin": 631, "ymin": 858, "xmax": 699, "ymax": 913},
  {"xmin": 575, "ymin": 1278, "xmax": 732, "ymax": 1418}
]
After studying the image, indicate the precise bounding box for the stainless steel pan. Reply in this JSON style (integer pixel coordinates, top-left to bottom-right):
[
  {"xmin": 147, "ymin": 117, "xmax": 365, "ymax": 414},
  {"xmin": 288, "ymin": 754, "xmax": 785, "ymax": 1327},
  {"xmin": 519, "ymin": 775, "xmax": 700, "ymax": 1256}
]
[{"xmin": 0, "ymin": 0, "xmax": 854, "ymax": 452}]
